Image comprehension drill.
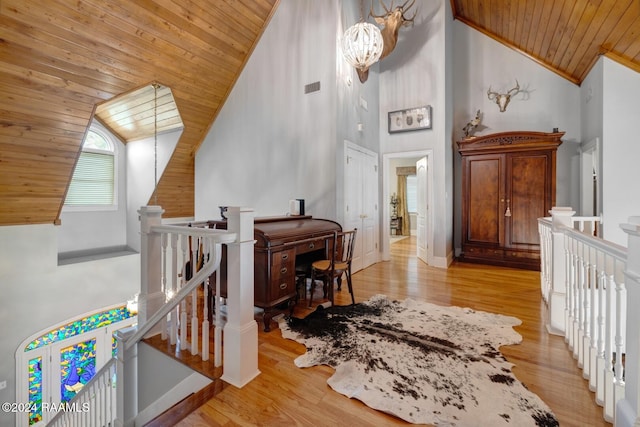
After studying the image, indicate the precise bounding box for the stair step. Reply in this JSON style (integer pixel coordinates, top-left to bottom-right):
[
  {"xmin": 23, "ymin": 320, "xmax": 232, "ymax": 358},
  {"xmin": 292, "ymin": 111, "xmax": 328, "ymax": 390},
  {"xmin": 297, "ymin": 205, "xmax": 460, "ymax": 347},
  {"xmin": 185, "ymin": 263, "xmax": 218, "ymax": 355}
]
[
  {"xmin": 143, "ymin": 379, "xmax": 226, "ymax": 427},
  {"xmin": 143, "ymin": 334, "xmax": 223, "ymax": 380}
]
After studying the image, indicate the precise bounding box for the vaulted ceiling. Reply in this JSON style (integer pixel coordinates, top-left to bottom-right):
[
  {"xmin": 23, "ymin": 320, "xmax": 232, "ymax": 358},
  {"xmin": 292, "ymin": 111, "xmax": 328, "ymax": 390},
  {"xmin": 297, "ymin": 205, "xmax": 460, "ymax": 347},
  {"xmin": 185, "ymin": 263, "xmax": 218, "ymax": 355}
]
[
  {"xmin": 0, "ymin": 0, "xmax": 279, "ymax": 226},
  {"xmin": 451, "ymin": 0, "xmax": 640, "ymax": 84},
  {"xmin": 0, "ymin": 0, "xmax": 638, "ymax": 227}
]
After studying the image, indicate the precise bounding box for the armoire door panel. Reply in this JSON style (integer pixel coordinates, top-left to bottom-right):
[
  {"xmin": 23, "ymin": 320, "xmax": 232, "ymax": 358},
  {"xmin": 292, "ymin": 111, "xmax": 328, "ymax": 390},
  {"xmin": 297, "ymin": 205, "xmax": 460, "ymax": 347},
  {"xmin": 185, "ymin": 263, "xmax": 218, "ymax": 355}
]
[
  {"xmin": 467, "ymin": 157, "xmax": 502, "ymax": 245},
  {"xmin": 457, "ymin": 131, "xmax": 563, "ymax": 271},
  {"xmin": 507, "ymin": 154, "xmax": 549, "ymax": 248}
]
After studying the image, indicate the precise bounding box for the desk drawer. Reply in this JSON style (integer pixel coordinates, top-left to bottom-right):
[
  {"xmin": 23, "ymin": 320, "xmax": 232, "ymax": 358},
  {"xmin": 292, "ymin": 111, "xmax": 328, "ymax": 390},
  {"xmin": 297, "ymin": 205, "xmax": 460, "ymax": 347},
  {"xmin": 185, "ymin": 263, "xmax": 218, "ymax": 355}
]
[
  {"xmin": 270, "ymin": 275, "xmax": 296, "ymax": 300},
  {"xmin": 295, "ymin": 238, "xmax": 326, "ymax": 255},
  {"xmin": 270, "ymin": 248, "xmax": 297, "ymax": 301},
  {"xmin": 271, "ymin": 249, "xmax": 295, "ymax": 269}
]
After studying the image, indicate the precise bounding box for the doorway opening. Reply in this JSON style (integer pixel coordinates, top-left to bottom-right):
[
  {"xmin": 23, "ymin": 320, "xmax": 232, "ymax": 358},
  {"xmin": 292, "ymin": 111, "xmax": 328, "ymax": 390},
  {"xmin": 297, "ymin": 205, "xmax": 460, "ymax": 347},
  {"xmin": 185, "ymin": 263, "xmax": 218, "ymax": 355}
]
[{"xmin": 382, "ymin": 150, "xmax": 433, "ymax": 265}]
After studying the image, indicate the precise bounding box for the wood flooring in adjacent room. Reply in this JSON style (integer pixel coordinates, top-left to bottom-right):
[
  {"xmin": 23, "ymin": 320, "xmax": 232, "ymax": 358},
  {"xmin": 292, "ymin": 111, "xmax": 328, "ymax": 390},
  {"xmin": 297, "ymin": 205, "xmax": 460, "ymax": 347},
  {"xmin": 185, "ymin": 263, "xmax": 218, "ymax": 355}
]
[{"xmin": 174, "ymin": 236, "xmax": 609, "ymax": 427}]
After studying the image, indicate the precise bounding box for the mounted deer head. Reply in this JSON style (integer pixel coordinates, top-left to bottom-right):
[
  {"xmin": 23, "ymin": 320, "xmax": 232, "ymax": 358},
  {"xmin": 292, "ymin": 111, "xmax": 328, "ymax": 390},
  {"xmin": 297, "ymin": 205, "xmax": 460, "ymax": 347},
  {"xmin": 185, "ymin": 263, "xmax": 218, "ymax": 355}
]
[
  {"xmin": 487, "ymin": 80, "xmax": 520, "ymax": 112},
  {"xmin": 355, "ymin": 0, "xmax": 417, "ymax": 83}
]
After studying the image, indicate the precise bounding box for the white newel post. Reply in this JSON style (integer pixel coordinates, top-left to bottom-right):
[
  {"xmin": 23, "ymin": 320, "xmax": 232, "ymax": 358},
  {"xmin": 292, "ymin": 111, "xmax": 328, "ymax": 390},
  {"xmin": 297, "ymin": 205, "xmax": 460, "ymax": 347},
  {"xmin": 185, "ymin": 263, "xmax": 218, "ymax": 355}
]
[
  {"xmin": 115, "ymin": 326, "xmax": 137, "ymax": 427},
  {"xmin": 221, "ymin": 206, "xmax": 261, "ymax": 387},
  {"xmin": 616, "ymin": 216, "xmax": 640, "ymax": 427},
  {"xmin": 138, "ymin": 205, "xmax": 165, "ymax": 336},
  {"xmin": 548, "ymin": 207, "xmax": 576, "ymax": 335}
]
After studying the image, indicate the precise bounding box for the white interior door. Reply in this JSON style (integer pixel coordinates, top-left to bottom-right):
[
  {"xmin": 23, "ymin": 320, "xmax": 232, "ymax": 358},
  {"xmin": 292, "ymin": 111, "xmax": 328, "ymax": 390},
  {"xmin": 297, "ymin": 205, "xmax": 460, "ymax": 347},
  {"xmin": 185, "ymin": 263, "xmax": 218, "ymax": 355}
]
[
  {"xmin": 416, "ymin": 156, "xmax": 428, "ymax": 264},
  {"xmin": 362, "ymin": 151, "xmax": 378, "ymax": 268},
  {"xmin": 344, "ymin": 142, "xmax": 379, "ymax": 273},
  {"xmin": 345, "ymin": 146, "xmax": 363, "ymax": 272},
  {"xmin": 580, "ymin": 138, "xmax": 599, "ymax": 217}
]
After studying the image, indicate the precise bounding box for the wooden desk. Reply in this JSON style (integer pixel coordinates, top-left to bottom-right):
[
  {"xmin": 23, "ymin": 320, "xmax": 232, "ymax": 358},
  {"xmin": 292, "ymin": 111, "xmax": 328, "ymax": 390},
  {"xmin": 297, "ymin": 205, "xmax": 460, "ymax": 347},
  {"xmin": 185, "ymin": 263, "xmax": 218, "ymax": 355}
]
[{"xmin": 208, "ymin": 216, "xmax": 341, "ymax": 331}]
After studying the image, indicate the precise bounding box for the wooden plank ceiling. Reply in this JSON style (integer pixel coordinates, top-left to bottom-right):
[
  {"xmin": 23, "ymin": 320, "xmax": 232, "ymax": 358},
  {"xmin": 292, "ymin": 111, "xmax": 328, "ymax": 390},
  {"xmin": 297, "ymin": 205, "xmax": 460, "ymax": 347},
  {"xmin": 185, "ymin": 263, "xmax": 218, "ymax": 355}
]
[
  {"xmin": 451, "ymin": 0, "xmax": 640, "ymax": 84},
  {"xmin": 0, "ymin": 0, "xmax": 279, "ymax": 225},
  {"xmin": 1, "ymin": 0, "xmax": 638, "ymax": 226}
]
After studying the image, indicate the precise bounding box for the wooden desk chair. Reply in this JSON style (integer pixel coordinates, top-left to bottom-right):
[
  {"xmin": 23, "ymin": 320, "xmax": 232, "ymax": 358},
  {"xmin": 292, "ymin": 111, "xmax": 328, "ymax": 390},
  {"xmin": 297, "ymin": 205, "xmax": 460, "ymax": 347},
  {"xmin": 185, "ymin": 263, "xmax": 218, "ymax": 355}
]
[{"xmin": 308, "ymin": 229, "xmax": 357, "ymax": 307}]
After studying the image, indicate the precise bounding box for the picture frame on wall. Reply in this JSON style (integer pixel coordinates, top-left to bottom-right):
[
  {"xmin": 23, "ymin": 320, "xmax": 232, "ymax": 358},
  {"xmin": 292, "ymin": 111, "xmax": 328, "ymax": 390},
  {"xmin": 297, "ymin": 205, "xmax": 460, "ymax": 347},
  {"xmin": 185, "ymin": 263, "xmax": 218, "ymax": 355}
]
[{"xmin": 388, "ymin": 105, "xmax": 432, "ymax": 133}]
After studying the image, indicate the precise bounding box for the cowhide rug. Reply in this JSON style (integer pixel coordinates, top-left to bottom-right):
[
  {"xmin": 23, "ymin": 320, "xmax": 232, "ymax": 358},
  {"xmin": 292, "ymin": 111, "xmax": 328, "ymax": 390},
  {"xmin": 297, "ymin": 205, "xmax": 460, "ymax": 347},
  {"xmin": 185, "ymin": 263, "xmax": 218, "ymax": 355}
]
[{"xmin": 278, "ymin": 294, "xmax": 558, "ymax": 427}]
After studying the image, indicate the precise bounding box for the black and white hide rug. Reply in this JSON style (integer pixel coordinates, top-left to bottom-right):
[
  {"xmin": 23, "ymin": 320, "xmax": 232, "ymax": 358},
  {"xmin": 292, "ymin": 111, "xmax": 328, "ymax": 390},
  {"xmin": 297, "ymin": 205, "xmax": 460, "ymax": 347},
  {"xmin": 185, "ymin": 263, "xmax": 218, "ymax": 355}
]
[{"xmin": 278, "ymin": 294, "xmax": 558, "ymax": 427}]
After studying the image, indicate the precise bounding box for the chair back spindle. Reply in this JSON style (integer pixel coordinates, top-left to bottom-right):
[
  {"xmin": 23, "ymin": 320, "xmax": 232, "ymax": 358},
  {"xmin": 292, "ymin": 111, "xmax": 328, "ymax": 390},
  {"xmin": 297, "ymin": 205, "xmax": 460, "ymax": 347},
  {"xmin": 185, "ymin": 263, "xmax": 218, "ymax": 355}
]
[{"xmin": 308, "ymin": 229, "xmax": 357, "ymax": 307}]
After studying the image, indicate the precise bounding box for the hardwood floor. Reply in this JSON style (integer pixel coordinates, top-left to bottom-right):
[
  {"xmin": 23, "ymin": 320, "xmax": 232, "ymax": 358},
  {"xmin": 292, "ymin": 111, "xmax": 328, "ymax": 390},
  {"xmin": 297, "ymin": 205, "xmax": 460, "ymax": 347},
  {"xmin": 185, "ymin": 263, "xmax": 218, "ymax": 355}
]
[{"xmin": 174, "ymin": 236, "xmax": 609, "ymax": 427}]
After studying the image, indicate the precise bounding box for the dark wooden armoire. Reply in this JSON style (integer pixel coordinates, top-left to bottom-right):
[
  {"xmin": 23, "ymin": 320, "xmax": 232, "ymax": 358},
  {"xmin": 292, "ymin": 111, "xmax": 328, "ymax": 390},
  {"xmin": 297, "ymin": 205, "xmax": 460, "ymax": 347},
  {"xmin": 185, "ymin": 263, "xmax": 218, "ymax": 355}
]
[{"xmin": 457, "ymin": 131, "xmax": 563, "ymax": 270}]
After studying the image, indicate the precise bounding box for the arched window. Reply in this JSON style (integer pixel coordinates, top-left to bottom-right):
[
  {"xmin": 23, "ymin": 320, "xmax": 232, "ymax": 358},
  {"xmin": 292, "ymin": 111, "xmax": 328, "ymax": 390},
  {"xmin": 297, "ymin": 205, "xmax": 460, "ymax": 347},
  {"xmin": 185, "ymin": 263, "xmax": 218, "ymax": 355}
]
[
  {"xmin": 16, "ymin": 305, "xmax": 136, "ymax": 426},
  {"xmin": 64, "ymin": 126, "xmax": 117, "ymax": 209}
]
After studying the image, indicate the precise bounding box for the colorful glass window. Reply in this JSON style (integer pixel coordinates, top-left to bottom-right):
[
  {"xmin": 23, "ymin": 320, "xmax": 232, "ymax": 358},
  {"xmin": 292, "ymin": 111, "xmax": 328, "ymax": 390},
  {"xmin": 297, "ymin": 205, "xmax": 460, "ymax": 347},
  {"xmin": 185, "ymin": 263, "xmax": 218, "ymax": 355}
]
[
  {"xmin": 28, "ymin": 357, "xmax": 42, "ymax": 425},
  {"xmin": 22, "ymin": 305, "xmax": 135, "ymax": 425},
  {"xmin": 24, "ymin": 306, "xmax": 134, "ymax": 352},
  {"xmin": 59, "ymin": 339, "xmax": 97, "ymax": 403}
]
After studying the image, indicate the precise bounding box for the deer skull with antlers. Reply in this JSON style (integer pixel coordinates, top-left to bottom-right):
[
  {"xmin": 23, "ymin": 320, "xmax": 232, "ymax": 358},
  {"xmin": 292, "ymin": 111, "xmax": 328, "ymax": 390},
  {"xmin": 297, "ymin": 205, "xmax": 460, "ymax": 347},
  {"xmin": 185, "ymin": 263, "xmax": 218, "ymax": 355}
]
[
  {"xmin": 487, "ymin": 80, "xmax": 520, "ymax": 112},
  {"xmin": 352, "ymin": 0, "xmax": 417, "ymax": 83}
]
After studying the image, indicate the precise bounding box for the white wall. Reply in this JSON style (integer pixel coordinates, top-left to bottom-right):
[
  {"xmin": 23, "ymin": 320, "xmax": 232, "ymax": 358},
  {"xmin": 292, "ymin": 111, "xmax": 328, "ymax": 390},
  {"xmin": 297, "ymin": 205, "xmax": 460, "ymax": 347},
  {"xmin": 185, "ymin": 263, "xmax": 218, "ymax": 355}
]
[
  {"xmin": 58, "ymin": 122, "xmax": 128, "ymax": 254},
  {"xmin": 126, "ymin": 130, "xmax": 181, "ymax": 251},
  {"xmin": 580, "ymin": 60, "xmax": 604, "ymax": 150},
  {"xmin": 57, "ymin": 124, "xmax": 181, "ymax": 254},
  {"xmin": 580, "ymin": 59, "xmax": 604, "ymax": 219},
  {"xmin": 195, "ymin": 0, "xmax": 342, "ymax": 221},
  {"xmin": 0, "ymin": 224, "xmax": 139, "ymax": 427},
  {"xmin": 600, "ymin": 58, "xmax": 640, "ymax": 245},
  {"xmin": 336, "ymin": 0, "xmax": 381, "ymax": 230},
  {"xmin": 379, "ymin": 0, "xmax": 453, "ymax": 262},
  {"xmin": 451, "ymin": 21, "xmax": 582, "ymax": 253},
  {"xmin": 195, "ymin": 0, "xmax": 379, "ymax": 226}
]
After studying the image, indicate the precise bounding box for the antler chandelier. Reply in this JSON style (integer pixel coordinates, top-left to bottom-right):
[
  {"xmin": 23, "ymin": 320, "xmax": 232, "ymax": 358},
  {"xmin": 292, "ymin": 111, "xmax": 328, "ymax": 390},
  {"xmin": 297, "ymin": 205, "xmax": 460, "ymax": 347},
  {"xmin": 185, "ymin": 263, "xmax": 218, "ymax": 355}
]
[{"xmin": 341, "ymin": 1, "xmax": 384, "ymax": 71}]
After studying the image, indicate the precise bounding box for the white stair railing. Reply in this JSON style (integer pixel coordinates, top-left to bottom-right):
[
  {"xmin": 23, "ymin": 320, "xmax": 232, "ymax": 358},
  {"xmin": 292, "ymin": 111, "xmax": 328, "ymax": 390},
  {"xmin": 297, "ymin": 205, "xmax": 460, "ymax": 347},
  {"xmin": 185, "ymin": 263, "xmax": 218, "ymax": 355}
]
[
  {"xmin": 47, "ymin": 359, "xmax": 117, "ymax": 427},
  {"xmin": 152, "ymin": 223, "xmax": 231, "ymax": 362},
  {"xmin": 539, "ymin": 208, "xmax": 640, "ymax": 425},
  {"xmin": 47, "ymin": 206, "xmax": 260, "ymax": 427},
  {"xmin": 47, "ymin": 227, "xmax": 233, "ymax": 427},
  {"xmin": 563, "ymin": 225, "xmax": 626, "ymax": 422},
  {"xmin": 538, "ymin": 213, "xmax": 601, "ymax": 303},
  {"xmin": 538, "ymin": 218, "xmax": 553, "ymax": 302},
  {"xmin": 538, "ymin": 214, "xmax": 602, "ymax": 303}
]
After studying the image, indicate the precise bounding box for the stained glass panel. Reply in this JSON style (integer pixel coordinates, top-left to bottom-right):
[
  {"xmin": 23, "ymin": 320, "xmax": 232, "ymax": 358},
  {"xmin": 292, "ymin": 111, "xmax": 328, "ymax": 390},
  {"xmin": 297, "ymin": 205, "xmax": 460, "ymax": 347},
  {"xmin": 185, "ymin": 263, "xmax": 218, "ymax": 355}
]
[
  {"xmin": 112, "ymin": 333, "xmax": 118, "ymax": 358},
  {"xmin": 59, "ymin": 339, "xmax": 96, "ymax": 403},
  {"xmin": 28, "ymin": 357, "xmax": 42, "ymax": 425},
  {"xmin": 24, "ymin": 306, "xmax": 134, "ymax": 352}
]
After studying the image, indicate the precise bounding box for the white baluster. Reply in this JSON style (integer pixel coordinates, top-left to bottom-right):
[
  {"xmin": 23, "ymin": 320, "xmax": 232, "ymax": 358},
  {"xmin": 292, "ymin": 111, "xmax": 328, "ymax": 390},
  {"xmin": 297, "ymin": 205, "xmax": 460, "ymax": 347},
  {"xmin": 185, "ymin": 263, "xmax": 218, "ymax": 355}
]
[
  {"xmin": 596, "ymin": 268, "xmax": 606, "ymax": 405},
  {"xmin": 204, "ymin": 235, "xmax": 214, "ymax": 362},
  {"xmin": 587, "ymin": 248, "xmax": 597, "ymax": 385},
  {"xmin": 214, "ymin": 256, "xmax": 223, "ymax": 367},
  {"xmin": 191, "ymin": 286, "xmax": 199, "ymax": 355},
  {"xmin": 579, "ymin": 241, "xmax": 587, "ymax": 362},
  {"xmin": 571, "ymin": 239, "xmax": 581, "ymax": 357},
  {"xmin": 202, "ymin": 273, "xmax": 210, "ymax": 362},
  {"xmin": 580, "ymin": 244, "xmax": 593, "ymax": 378},
  {"xmin": 564, "ymin": 234, "xmax": 572, "ymax": 344},
  {"xmin": 169, "ymin": 233, "xmax": 178, "ymax": 346},
  {"xmin": 180, "ymin": 234, "xmax": 189, "ymax": 350},
  {"xmin": 161, "ymin": 233, "xmax": 168, "ymax": 340},
  {"xmin": 604, "ymin": 271, "xmax": 615, "ymax": 422},
  {"xmin": 613, "ymin": 267, "xmax": 626, "ymax": 406},
  {"xmin": 572, "ymin": 238, "xmax": 580, "ymax": 352}
]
